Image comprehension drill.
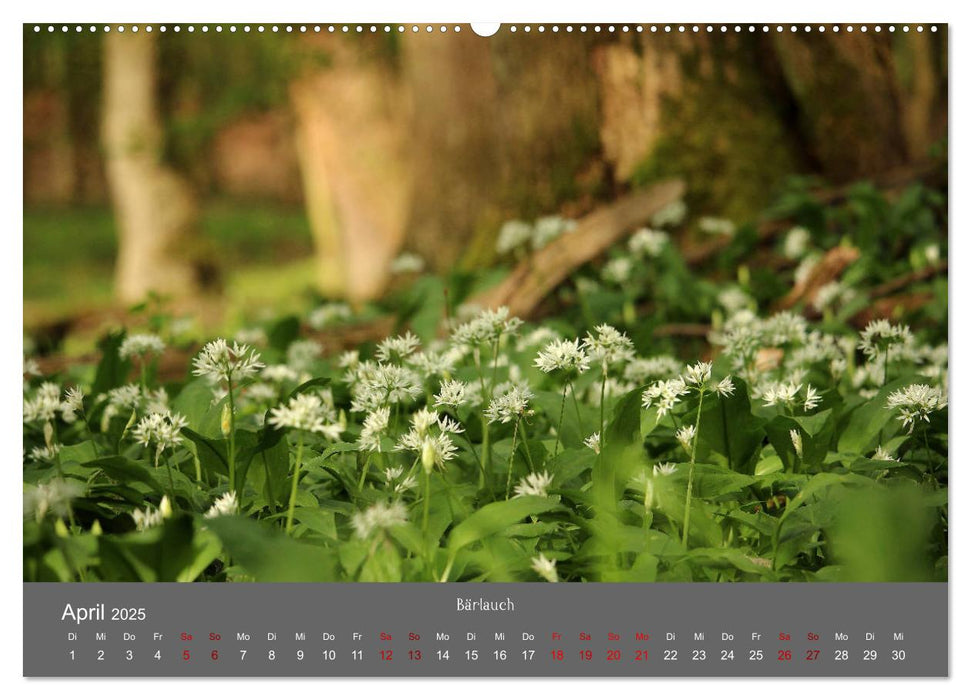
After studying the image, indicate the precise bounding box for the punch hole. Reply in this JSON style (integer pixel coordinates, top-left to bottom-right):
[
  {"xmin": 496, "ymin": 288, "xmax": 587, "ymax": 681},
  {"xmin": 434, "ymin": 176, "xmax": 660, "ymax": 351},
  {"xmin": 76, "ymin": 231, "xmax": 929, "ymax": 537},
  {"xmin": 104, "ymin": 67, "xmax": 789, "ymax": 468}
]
[{"xmin": 471, "ymin": 23, "xmax": 500, "ymax": 37}]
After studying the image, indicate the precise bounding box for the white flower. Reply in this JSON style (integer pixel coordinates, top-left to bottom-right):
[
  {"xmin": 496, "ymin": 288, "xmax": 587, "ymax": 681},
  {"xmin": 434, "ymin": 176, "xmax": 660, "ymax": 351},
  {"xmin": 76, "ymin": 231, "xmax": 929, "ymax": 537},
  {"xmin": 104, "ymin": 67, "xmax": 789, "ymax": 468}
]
[
  {"xmin": 450, "ymin": 307, "xmax": 523, "ymax": 347},
  {"xmin": 286, "ymin": 340, "xmax": 322, "ymax": 372},
  {"xmin": 794, "ymin": 253, "xmax": 821, "ymax": 285},
  {"xmin": 193, "ymin": 339, "xmax": 264, "ymax": 385},
  {"xmin": 484, "ymin": 385, "xmax": 534, "ymax": 424},
  {"xmin": 350, "ymin": 364, "xmax": 423, "ymax": 412},
  {"xmin": 434, "ymin": 379, "xmax": 469, "ymax": 408},
  {"xmin": 925, "ymin": 244, "xmax": 941, "ymax": 266},
  {"xmin": 268, "ymin": 394, "xmax": 333, "ymax": 434},
  {"xmin": 407, "ymin": 350, "xmax": 456, "ymax": 377},
  {"xmin": 872, "ymin": 445, "xmax": 899, "ymax": 462},
  {"xmin": 653, "ymin": 462, "xmax": 678, "ymax": 477},
  {"xmin": 583, "ymin": 324, "xmax": 635, "ymax": 372},
  {"xmin": 886, "ymin": 384, "xmax": 947, "ymax": 433},
  {"xmin": 262, "ymin": 365, "xmax": 299, "ymax": 384},
  {"xmin": 513, "ymin": 471, "xmax": 554, "ymax": 498},
  {"xmin": 676, "ymin": 424, "xmax": 696, "ymax": 454},
  {"xmin": 651, "ymin": 199, "xmax": 687, "ymax": 228},
  {"xmin": 534, "ymin": 338, "xmax": 590, "ymax": 376},
  {"xmin": 803, "ymin": 385, "xmax": 821, "ymax": 411},
  {"xmin": 23, "ymin": 382, "xmax": 62, "ymax": 423},
  {"xmin": 698, "ymin": 217, "xmax": 735, "ymax": 237},
  {"xmin": 628, "ymin": 227, "xmax": 669, "ymax": 257},
  {"xmin": 624, "ymin": 356, "xmax": 682, "ymax": 383},
  {"xmin": 24, "ymin": 357, "xmax": 41, "ymax": 378},
  {"xmin": 234, "ymin": 328, "xmax": 268, "ymax": 347},
  {"xmin": 602, "ymin": 257, "xmax": 634, "ymax": 285},
  {"xmin": 132, "ymin": 496, "xmax": 172, "ymax": 531},
  {"xmin": 783, "ymin": 226, "xmax": 810, "ymax": 259},
  {"xmin": 390, "ymin": 252, "xmax": 425, "ymax": 274},
  {"xmin": 338, "ymin": 350, "xmax": 360, "ymax": 370},
  {"xmin": 531, "ymin": 553, "xmax": 559, "ymax": 582},
  {"xmin": 584, "ymin": 432, "xmax": 601, "ymax": 454},
  {"xmin": 531, "ymin": 215, "xmax": 575, "ymax": 250},
  {"xmin": 496, "ymin": 220, "xmax": 534, "ymax": 255},
  {"xmin": 714, "ymin": 377, "xmax": 735, "ymax": 397},
  {"xmin": 205, "ymin": 491, "xmax": 237, "ymax": 518},
  {"xmin": 352, "ymin": 501, "xmax": 408, "ymax": 539},
  {"xmin": 119, "ymin": 333, "xmax": 165, "ymax": 360},
  {"xmin": 359, "ymin": 407, "xmax": 391, "ymax": 452},
  {"xmin": 29, "ymin": 444, "xmax": 62, "ymax": 463},
  {"xmin": 308, "ymin": 303, "xmax": 352, "ymax": 329},
  {"xmin": 61, "ymin": 387, "xmax": 85, "ymax": 422},
  {"xmin": 717, "ymin": 286, "xmax": 753, "ymax": 313},
  {"xmin": 132, "ymin": 411, "xmax": 188, "ymax": 455},
  {"xmin": 641, "ymin": 378, "xmax": 689, "ymax": 419},
  {"xmin": 437, "ymin": 415, "xmax": 465, "ymax": 435},
  {"xmin": 377, "ymin": 332, "xmax": 421, "ymax": 363},
  {"xmin": 789, "ymin": 429, "xmax": 803, "ymax": 459},
  {"xmin": 23, "ymin": 479, "xmax": 83, "ymax": 521},
  {"xmin": 859, "ymin": 320, "xmax": 915, "ymax": 363},
  {"xmin": 516, "ymin": 327, "xmax": 562, "ymax": 351},
  {"xmin": 683, "ymin": 361, "xmax": 712, "ymax": 388}
]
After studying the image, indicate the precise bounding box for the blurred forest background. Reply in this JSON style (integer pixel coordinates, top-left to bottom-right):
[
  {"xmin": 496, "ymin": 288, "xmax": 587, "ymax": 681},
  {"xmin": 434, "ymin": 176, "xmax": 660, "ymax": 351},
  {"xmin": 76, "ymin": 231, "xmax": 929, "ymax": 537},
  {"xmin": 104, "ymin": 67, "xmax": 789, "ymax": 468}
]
[{"xmin": 23, "ymin": 26, "xmax": 947, "ymax": 353}]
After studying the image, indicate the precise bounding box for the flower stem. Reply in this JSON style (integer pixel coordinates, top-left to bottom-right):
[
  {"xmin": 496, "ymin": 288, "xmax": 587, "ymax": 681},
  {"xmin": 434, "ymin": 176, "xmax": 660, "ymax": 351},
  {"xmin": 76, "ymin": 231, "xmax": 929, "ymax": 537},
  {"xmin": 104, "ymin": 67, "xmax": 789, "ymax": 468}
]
[
  {"xmin": 285, "ymin": 432, "xmax": 304, "ymax": 535},
  {"xmin": 227, "ymin": 378, "xmax": 237, "ymax": 499},
  {"xmin": 599, "ymin": 371, "xmax": 607, "ymax": 451},
  {"xmin": 505, "ymin": 417, "xmax": 520, "ymax": 499},
  {"xmin": 681, "ymin": 389, "xmax": 705, "ymax": 547},
  {"xmin": 553, "ymin": 384, "xmax": 568, "ymax": 460},
  {"xmin": 358, "ymin": 452, "xmax": 372, "ymax": 491}
]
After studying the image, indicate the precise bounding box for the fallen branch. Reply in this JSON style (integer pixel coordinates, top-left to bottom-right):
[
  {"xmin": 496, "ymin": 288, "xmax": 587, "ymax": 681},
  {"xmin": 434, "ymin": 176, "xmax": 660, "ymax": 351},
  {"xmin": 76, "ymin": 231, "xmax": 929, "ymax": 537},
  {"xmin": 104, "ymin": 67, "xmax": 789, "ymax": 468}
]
[{"xmin": 470, "ymin": 179, "xmax": 686, "ymax": 318}]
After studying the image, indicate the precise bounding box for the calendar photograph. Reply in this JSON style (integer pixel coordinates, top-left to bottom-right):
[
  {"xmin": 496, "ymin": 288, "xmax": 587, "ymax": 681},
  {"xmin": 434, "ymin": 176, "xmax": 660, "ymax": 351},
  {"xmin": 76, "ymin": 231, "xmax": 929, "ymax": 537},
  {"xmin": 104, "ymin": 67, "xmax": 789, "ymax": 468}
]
[{"xmin": 23, "ymin": 24, "xmax": 948, "ymax": 588}]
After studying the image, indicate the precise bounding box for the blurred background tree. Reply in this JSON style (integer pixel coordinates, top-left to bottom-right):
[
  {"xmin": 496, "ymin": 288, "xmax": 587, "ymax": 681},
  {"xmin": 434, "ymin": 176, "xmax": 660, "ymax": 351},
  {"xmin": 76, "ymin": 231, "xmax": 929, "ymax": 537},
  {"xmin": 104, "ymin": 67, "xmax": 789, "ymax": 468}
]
[{"xmin": 23, "ymin": 26, "xmax": 947, "ymax": 336}]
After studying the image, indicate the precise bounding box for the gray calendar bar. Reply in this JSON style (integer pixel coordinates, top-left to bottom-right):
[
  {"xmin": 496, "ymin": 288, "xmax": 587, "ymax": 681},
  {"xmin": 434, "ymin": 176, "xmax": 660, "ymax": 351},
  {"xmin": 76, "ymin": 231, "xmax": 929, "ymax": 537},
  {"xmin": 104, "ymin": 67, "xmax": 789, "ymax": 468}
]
[{"xmin": 23, "ymin": 582, "xmax": 947, "ymax": 677}]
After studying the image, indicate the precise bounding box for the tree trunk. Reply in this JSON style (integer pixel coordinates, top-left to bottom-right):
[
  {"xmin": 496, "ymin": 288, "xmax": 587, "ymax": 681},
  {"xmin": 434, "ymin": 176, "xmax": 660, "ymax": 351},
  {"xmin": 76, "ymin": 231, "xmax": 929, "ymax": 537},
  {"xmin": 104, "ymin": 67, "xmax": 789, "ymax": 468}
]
[{"xmin": 102, "ymin": 30, "xmax": 211, "ymax": 304}]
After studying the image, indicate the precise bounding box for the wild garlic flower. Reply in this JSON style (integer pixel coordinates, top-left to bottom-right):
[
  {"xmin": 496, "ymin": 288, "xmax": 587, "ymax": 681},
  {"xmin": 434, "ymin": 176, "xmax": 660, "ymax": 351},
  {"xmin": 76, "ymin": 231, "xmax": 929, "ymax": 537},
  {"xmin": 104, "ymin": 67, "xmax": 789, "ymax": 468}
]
[
  {"xmin": 676, "ymin": 424, "xmax": 697, "ymax": 454},
  {"xmin": 651, "ymin": 199, "xmax": 687, "ymax": 228},
  {"xmin": 377, "ymin": 331, "xmax": 421, "ymax": 363},
  {"xmin": 859, "ymin": 320, "xmax": 916, "ymax": 363},
  {"xmin": 434, "ymin": 379, "xmax": 470, "ymax": 408},
  {"xmin": 23, "ymin": 479, "xmax": 83, "ymax": 522},
  {"xmin": 205, "ymin": 491, "xmax": 237, "ymax": 518},
  {"xmin": 61, "ymin": 387, "xmax": 85, "ymax": 422},
  {"xmin": 789, "ymin": 429, "xmax": 803, "ymax": 459},
  {"xmin": 352, "ymin": 501, "xmax": 408, "ymax": 539},
  {"xmin": 262, "ymin": 365, "xmax": 300, "ymax": 384},
  {"xmin": 268, "ymin": 394, "xmax": 337, "ymax": 435},
  {"xmin": 534, "ymin": 338, "xmax": 590, "ymax": 376},
  {"xmin": 532, "ymin": 215, "xmax": 575, "ymax": 250},
  {"xmin": 350, "ymin": 364, "xmax": 423, "ymax": 412},
  {"xmin": 698, "ymin": 217, "xmax": 735, "ymax": 237},
  {"xmin": 714, "ymin": 377, "xmax": 736, "ymax": 397},
  {"xmin": 886, "ymin": 384, "xmax": 947, "ymax": 433},
  {"xmin": 132, "ymin": 411, "xmax": 188, "ymax": 456},
  {"xmin": 338, "ymin": 350, "xmax": 360, "ymax": 370},
  {"xmin": 624, "ymin": 356, "xmax": 682, "ymax": 384},
  {"xmin": 131, "ymin": 496, "xmax": 172, "ymax": 531},
  {"xmin": 24, "ymin": 357, "xmax": 41, "ymax": 378},
  {"xmin": 496, "ymin": 220, "xmax": 534, "ymax": 255},
  {"xmin": 584, "ymin": 432, "xmax": 601, "ymax": 454},
  {"xmin": 29, "ymin": 444, "xmax": 62, "ymax": 463},
  {"xmin": 683, "ymin": 361, "xmax": 712, "ymax": 387},
  {"xmin": 872, "ymin": 445, "xmax": 900, "ymax": 462},
  {"xmin": 531, "ymin": 553, "xmax": 559, "ymax": 582},
  {"xmin": 793, "ymin": 252, "xmax": 821, "ymax": 286},
  {"xmin": 408, "ymin": 350, "xmax": 456, "ymax": 377},
  {"xmin": 484, "ymin": 385, "xmax": 534, "ymax": 424},
  {"xmin": 513, "ymin": 471, "xmax": 554, "ymax": 498},
  {"xmin": 516, "ymin": 327, "xmax": 561, "ymax": 352},
  {"xmin": 812, "ymin": 281, "xmax": 853, "ymax": 313},
  {"xmin": 396, "ymin": 410, "xmax": 459, "ymax": 473},
  {"xmin": 234, "ymin": 328, "xmax": 268, "ymax": 347},
  {"xmin": 286, "ymin": 340, "xmax": 322, "ymax": 373},
  {"xmin": 192, "ymin": 339, "xmax": 264, "ymax": 386},
  {"xmin": 583, "ymin": 324, "xmax": 635, "ymax": 372},
  {"xmin": 23, "ymin": 382, "xmax": 62, "ymax": 424},
  {"xmin": 359, "ymin": 406, "xmax": 391, "ymax": 452},
  {"xmin": 759, "ymin": 381, "xmax": 820, "ymax": 411},
  {"xmin": 450, "ymin": 306, "xmax": 523, "ymax": 347},
  {"xmin": 308, "ymin": 302, "xmax": 352, "ymax": 329},
  {"xmin": 119, "ymin": 333, "xmax": 165, "ymax": 360},
  {"xmin": 641, "ymin": 378, "xmax": 689, "ymax": 419},
  {"xmin": 390, "ymin": 252, "xmax": 425, "ymax": 274},
  {"xmin": 783, "ymin": 226, "xmax": 811, "ymax": 259},
  {"xmin": 717, "ymin": 286, "xmax": 753, "ymax": 313},
  {"xmin": 602, "ymin": 257, "xmax": 634, "ymax": 285},
  {"xmin": 762, "ymin": 312, "xmax": 808, "ymax": 348},
  {"xmin": 628, "ymin": 227, "xmax": 669, "ymax": 258},
  {"xmin": 653, "ymin": 462, "xmax": 678, "ymax": 477}
]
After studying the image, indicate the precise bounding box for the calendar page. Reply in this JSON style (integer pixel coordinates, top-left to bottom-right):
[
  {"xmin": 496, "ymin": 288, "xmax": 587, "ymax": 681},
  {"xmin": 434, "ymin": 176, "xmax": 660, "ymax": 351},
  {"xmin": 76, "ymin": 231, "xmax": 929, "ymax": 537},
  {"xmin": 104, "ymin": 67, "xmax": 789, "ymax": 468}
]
[{"xmin": 21, "ymin": 18, "xmax": 949, "ymax": 681}]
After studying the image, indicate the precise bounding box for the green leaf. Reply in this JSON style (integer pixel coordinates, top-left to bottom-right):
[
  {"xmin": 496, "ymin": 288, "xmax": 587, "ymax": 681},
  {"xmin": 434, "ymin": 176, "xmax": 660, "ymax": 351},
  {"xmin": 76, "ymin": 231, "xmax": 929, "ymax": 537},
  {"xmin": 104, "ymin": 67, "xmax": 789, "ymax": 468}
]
[
  {"xmin": 837, "ymin": 378, "xmax": 910, "ymax": 454},
  {"xmin": 446, "ymin": 496, "xmax": 561, "ymax": 555},
  {"xmin": 205, "ymin": 515, "xmax": 340, "ymax": 582},
  {"xmin": 697, "ymin": 378, "xmax": 764, "ymax": 474},
  {"xmin": 84, "ymin": 455, "xmax": 163, "ymax": 492},
  {"xmin": 98, "ymin": 515, "xmax": 220, "ymax": 582},
  {"xmin": 91, "ymin": 331, "xmax": 132, "ymax": 395}
]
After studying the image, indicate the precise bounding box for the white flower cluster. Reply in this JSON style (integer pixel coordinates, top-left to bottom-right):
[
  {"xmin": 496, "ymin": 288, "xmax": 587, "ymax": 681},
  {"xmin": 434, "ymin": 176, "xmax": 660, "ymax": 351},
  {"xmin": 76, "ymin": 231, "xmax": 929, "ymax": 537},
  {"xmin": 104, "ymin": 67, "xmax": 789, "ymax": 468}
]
[
  {"xmin": 23, "ymin": 479, "xmax": 83, "ymax": 521},
  {"xmin": 858, "ymin": 320, "xmax": 916, "ymax": 363},
  {"xmin": 376, "ymin": 332, "xmax": 421, "ymax": 363},
  {"xmin": 628, "ymin": 228, "xmax": 669, "ymax": 258},
  {"xmin": 531, "ymin": 553, "xmax": 558, "ymax": 582},
  {"xmin": 484, "ymin": 385, "xmax": 534, "ymax": 424},
  {"xmin": 348, "ymin": 362, "xmax": 423, "ymax": 413},
  {"xmin": 390, "ymin": 252, "xmax": 425, "ymax": 274},
  {"xmin": 132, "ymin": 495, "xmax": 172, "ymax": 531},
  {"xmin": 641, "ymin": 362, "xmax": 734, "ymax": 420},
  {"xmin": 450, "ymin": 307, "xmax": 523, "ymax": 347},
  {"xmin": 205, "ymin": 491, "xmax": 238, "ymax": 518},
  {"xmin": 269, "ymin": 393, "xmax": 343, "ymax": 439},
  {"xmin": 351, "ymin": 501, "xmax": 408, "ymax": 539},
  {"xmin": 583, "ymin": 324, "xmax": 635, "ymax": 373},
  {"xmin": 886, "ymin": 384, "xmax": 947, "ymax": 433},
  {"xmin": 395, "ymin": 408, "xmax": 461, "ymax": 473},
  {"xmin": 23, "ymin": 382, "xmax": 83, "ymax": 425},
  {"xmin": 757, "ymin": 380, "xmax": 821, "ymax": 412},
  {"xmin": 513, "ymin": 471, "xmax": 553, "ymax": 498},
  {"xmin": 132, "ymin": 411, "xmax": 189, "ymax": 455},
  {"xmin": 192, "ymin": 339, "xmax": 265, "ymax": 386},
  {"xmin": 308, "ymin": 302, "xmax": 352, "ymax": 330},
  {"xmin": 119, "ymin": 333, "xmax": 165, "ymax": 360},
  {"xmin": 434, "ymin": 379, "xmax": 471, "ymax": 408},
  {"xmin": 601, "ymin": 257, "xmax": 634, "ymax": 285},
  {"xmin": 533, "ymin": 338, "xmax": 590, "ymax": 376}
]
